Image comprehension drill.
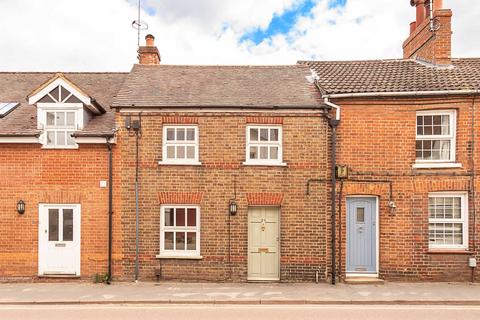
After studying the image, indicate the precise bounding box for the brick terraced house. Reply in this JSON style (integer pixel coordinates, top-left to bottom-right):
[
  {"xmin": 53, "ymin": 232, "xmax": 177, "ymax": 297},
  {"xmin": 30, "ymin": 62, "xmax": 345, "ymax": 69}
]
[{"xmin": 0, "ymin": 0, "xmax": 479, "ymax": 283}]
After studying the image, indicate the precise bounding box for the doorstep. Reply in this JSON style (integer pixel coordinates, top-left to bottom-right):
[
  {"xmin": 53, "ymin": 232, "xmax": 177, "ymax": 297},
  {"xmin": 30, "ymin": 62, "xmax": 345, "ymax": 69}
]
[{"xmin": 343, "ymin": 277, "xmax": 385, "ymax": 285}]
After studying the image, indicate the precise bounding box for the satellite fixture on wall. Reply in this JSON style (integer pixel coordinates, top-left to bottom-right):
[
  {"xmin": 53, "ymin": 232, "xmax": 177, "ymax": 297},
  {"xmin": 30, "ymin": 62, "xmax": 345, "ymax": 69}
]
[{"xmin": 131, "ymin": 0, "xmax": 149, "ymax": 47}]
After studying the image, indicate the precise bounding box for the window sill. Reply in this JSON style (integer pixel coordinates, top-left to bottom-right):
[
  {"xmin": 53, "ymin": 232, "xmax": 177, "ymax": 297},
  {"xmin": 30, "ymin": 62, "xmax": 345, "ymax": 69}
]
[
  {"xmin": 427, "ymin": 249, "xmax": 471, "ymax": 254},
  {"xmin": 242, "ymin": 161, "xmax": 287, "ymax": 167},
  {"xmin": 156, "ymin": 254, "xmax": 203, "ymax": 260},
  {"xmin": 41, "ymin": 145, "xmax": 79, "ymax": 150},
  {"xmin": 158, "ymin": 161, "xmax": 202, "ymax": 166},
  {"xmin": 412, "ymin": 162, "xmax": 462, "ymax": 169}
]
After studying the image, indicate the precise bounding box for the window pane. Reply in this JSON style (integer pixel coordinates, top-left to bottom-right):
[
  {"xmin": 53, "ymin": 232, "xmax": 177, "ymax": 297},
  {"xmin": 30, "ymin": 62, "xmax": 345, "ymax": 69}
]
[
  {"xmin": 50, "ymin": 86, "xmax": 60, "ymax": 101},
  {"xmin": 356, "ymin": 208, "xmax": 365, "ymax": 223},
  {"xmin": 176, "ymin": 232, "xmax": 186, "ymax": 250},
  {"xmin": 176, "ymin": 128, "xmax": 185, "ymax": 141},
  {"xmin": 442, "ymin": 115, "xmax": 450, "ymax": 134},
  {"xmin": 63, "ymin": 209, "xmax": 73, "ymax": 241},
  {"xmin": 259, "ymin": 146, "xmax": 268, "ymax": 159},
  {"xmin": 47, "ymin": 112, "xmax": 55, "ymax": 126},
  {"xmin": 249, "ymin": 146, "xmax": 258, "ymax": 159},
  {"xmin": 47, "ymin": 131, "xmax": 55, "ymax": 145},
  {"xmin": 270, "ymin": 129, "xmax": 279, "ymax": 141},
  {"xmin": 250, "ymin": 128, "xmax": 258, "ymax": 141},
  {"xmin": 166, "ymin": 146, "xmax": 175, "ymax": 159},
  {"xmin": 56, "ymin": 131, "xmax": 66, "ymax": 146},
  {"xmin": 417, "ymin": 116, "xmax": 423, "ymax": 125},
  {"xmin": 56, "ymin": 112, "xmax": 65, "ymax": 126},
  {"xmin": 164, "ymin": 208, "xmax": 174, "ymax": 226},
  {"xmin": 187, "ymin": 208, "xmax": 196, "ymax": 226},
  {"xmin": 48, "ymin": 209, "xmax": 59, "ymax": 241},
  {"xmin": 164, "ymin": 232, "xmax": 174, "ymax": 250},
  {"xmin": 270, "ymin": 146, "xmax": 278, "ymax": 159},
  {"xmin": 260, "ymin": 129, "xmax": 268, "ymax": 141},
  {"xmin": 424, "ymin": 116, "xmax": 432, "ymax": 125},
  {"xmin": 177, "ymin": 146, "xmax": 185, "ymax": 159},
  {"xmin": 66, "ymin": 112, "xmax": 75, "ymax": 127},
  {"xmin": 166, "ymin": 128, "xmax": 175, "ymax": 141},
  {"xmin": 186, "ymin": 146, "xmax": 195, "ymax": 159},
  {"xmin": 424, "ymin": 126, "xmax": 432, "ymax": 135},
  {"xmin": 187, "ymin": 232, "xmax": 196, "ymax": 250},
  {"xmin": 66, "ymin": 132, "xmax": 75, "ymax": 146},
  {"xmin": 186, "ymin": 128, "xmax": 195, "ymax": 141},
  {"xmin": 176, "ymin": 208, "xmax": 186, "ymax": 226},
  {"xmin": 433, "ymin": 115, "xmax": 441, "ymax": 125}
]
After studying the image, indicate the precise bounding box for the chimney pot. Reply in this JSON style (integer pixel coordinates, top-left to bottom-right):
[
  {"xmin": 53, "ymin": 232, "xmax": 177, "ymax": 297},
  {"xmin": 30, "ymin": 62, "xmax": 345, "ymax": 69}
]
[
  {"xmin": 433, "ymin": 0, "xmax": 443, "ymax": 11},
  {"xmin": 145, "ymin": 34, "xmax": 155, "ymax": 47},
  {"xmin": 415, "ymin": 0, "xmax": 426, "ymax": 26}
]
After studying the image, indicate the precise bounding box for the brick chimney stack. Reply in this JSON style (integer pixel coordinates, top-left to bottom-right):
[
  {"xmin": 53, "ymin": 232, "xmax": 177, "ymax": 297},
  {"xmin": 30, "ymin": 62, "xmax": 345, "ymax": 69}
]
[
  {"xmin": 138, "ymin": 34, "xmax": 161, "ymax": 65},
  {"xmin": 403, "ymin": 0, "xmax": 452, "ymax": 66}
]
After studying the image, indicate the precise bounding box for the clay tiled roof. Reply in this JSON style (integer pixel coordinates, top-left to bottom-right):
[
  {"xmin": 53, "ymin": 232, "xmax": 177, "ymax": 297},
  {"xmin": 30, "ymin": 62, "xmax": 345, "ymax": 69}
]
[
  {"xmin": 299, "ymin": 58, "xmax": 480, "ymax": 96},
  {"xmin": 0, "ymin": 72, "xmax": 127, "ymax": 136},
  {"xmin": 112, "ymin": 64, "xmax": 321, "ymax": 108}
]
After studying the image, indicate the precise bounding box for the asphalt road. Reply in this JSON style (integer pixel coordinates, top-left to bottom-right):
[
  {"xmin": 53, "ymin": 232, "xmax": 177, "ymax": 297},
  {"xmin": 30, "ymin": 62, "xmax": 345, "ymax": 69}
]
[{"xmin": 0, "ymin": 304, "xmax": 479, "ymax": 320}]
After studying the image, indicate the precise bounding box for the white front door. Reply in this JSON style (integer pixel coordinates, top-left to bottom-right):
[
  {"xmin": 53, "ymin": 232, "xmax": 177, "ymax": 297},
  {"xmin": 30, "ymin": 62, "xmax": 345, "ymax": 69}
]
[
  {"xmin": 248, "ymin": 207, "xmax": 280, "ymax": 281},
  {"xmin": 38, "ymin": 204, "xmax": 81, "ymax": 276}
]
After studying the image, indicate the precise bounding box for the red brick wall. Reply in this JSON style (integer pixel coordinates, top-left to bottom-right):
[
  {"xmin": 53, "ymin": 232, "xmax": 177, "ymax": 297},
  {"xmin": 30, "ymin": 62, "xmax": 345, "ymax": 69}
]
[
  {"xmin": 117, "ymin": 111, "xmax": 331, "ymax": 282},
  {"xmin": 0, "ymin": 144, "xmax": 122, "ymax": 281},
  {"xmin": 332, "ymin": 95, "xmax": 480, "ymax": 282}
]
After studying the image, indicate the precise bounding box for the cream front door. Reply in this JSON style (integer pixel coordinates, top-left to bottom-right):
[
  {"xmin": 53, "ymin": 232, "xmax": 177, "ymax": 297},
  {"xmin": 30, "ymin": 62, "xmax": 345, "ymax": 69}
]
[
  {"xmin": 248, "ymin": 207, "xmax": 280, "ymax": 281},
  {"xmin": 38, "ymin": 204, "xmax": 81, "ymax": 276}
]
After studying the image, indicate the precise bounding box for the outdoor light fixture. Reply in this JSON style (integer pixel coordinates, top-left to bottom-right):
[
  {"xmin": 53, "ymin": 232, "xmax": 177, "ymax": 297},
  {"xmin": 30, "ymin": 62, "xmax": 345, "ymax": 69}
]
[
  {"xmin": 229, "ymin": 199, "xmax": 237, "ymax": 216},
  {"xmin": 388, "ymin": 201, "xmax": 397, "ymax": 215},
  {"xmin": 17, "ymin": 200, "xmax": 25, "ymax": 214}
]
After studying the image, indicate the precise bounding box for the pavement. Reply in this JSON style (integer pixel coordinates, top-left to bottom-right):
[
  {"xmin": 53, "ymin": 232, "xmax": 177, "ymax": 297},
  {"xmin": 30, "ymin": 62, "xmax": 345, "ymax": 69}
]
[{"xmin": 0, "ymin": 281, "xmax": 479, "ymax": 305}]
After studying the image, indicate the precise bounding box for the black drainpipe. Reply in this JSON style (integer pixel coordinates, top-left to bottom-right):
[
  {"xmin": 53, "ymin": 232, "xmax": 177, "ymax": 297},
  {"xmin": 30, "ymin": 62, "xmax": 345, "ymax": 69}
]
[
  {"xmin": 329, "ymin": 118, "xmax": 340, "ymax": 285},
  {"xmin": 106, "ymin": 137, "xmax": 113, "ymax": 284}
]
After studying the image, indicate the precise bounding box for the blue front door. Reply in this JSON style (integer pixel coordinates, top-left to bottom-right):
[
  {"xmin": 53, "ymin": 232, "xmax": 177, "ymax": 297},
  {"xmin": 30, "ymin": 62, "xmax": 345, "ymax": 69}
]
[{"xmin": 346, "ymin": 197, "xmax": 377, "ymax": 274}]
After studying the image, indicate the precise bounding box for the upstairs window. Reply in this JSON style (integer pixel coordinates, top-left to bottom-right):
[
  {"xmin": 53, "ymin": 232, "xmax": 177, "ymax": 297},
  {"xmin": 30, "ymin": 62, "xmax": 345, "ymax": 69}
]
[
  {"xmin": 416, "ymin": 110, "xmax": 456, "ymax": 163},
  {"xmin": 45, "ymin": 111, "xmax": 76, "ymax": 147},
  {"xmin": 245, "ymin": 125, "xmax": 283, "ymax": 165},
  {"xmin": 162, "ymin": 125, "xmax": 199, "ymax": 164}
]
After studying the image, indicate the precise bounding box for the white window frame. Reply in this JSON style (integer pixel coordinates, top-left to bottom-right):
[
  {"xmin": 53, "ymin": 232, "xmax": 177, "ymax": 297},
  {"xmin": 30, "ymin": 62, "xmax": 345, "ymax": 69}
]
[
  {"xmin": 414, "ymin": 110, "xmax": 458, "ymax": 168},
  {"xmin": 244, "ymin": 125, "xmax": 285, "ymax": 166},
  {"xmin": 37, "ymin": 103, "xmax": 83, "ymax": 149},
  {"xmin": 160, "ymin": 125, "xmax": 200, "ymax": 165},
  {"xmin": 428, "ymin": 192, "xmax": 468, "ymax": 250},
  {"xmin": 158, "ymin": 205, "xmax": 201, "ymax": 259}
]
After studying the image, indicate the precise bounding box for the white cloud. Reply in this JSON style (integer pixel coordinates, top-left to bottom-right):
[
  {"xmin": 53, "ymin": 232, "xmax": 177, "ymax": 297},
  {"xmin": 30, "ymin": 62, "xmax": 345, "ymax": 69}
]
[{"xmin": 0, "ymin": 0, "xmax": 478, "ymax": 71}]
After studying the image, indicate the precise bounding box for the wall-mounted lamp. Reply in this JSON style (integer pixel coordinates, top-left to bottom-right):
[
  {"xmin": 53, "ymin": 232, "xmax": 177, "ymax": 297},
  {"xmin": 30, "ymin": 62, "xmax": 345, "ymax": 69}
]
[
  {"xmin": 229, "ymin": 199, "xmax": 237, "ymax": 216},
  {"xmin": 388, "ymin": 201, "xmax": 397, "ymax": 214},
  {"xmin": 17, "ymin": 200, "xmax": 25, "ymax": 214}
]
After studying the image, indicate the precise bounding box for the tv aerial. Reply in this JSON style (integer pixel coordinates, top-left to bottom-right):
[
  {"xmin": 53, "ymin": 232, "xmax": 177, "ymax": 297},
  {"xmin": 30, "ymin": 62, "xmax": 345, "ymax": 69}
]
[{"xmin": 131, "ymin": 0, "xmax": 149, "ymax": 47}]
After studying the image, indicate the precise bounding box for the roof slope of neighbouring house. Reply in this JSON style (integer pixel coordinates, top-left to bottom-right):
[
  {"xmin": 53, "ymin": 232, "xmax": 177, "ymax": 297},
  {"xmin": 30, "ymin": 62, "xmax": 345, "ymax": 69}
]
[
  {"xmin": 0, "ymin": 72, "xmax": 127, "ymax": 136},
  {"xmin": 299, "ymin": 58, "xmax": 480, "ymax": 96},
  {"xmin": 111, "ymin": 64, "xmax": 322, "ymax": 108}
]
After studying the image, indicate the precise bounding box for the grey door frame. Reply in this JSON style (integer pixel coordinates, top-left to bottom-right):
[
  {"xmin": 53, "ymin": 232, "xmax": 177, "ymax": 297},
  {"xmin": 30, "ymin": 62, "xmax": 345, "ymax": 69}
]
[{"xmin": 345, "ymin": 196, "xmax": 379, "ymax": 277}]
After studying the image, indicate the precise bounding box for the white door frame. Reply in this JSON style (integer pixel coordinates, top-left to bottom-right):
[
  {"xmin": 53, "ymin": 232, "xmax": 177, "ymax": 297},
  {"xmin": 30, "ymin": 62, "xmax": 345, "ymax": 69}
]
[
  {"xmin": 247, "ymin": 206, "xmax": 281, "ymax": 281},
  {"xmin": 345, "ymin": 196, "xmax": 379, "ymax": 278},
  {"xmin": 38, "ymin": 203, "xmax": 81, "ymax": 276}
]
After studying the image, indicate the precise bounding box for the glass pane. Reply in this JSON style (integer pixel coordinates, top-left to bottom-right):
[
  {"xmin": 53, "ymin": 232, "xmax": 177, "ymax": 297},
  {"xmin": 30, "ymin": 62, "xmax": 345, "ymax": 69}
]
[
  {"xmin": 176, "ymin": 128, "xmax": 185, "ymax": 141},
  {"xmin": 356, "ymin": 208, "xmax": 365, "ymax": 223},
  {"xmin": 56, "ymin": 131, "xmax": 66, "ymax": 146},
  {"xmin": 166, "ymin": 128, "xmax": 175, "ymax": 141},
  {"xmin": 249, "ymin": 146, "xmax": 258, "ymax": 159},
  {"xmin": 424, "ymin": 126, "xmax": 432, "ymax": 135},
  {"xmin": 177, "ymin": 146, "xmax": 185, "ymax": 159},
  {"xmin": 176, "ymin": 208, "xmax": 186, "ymax": 226},
  {"xmin": 186, "ymin": 146, "xmax": 195, "ymax": 159},
  {"xmin": 63, "ymin": 209, "xmax": 73, "ymax": 241},
  {"xmin": 46, "ymin": 131, "xmax": 55, "ymax": 145},
  {"xmin": 164, "ymin": 208, "xmax": 174, "ymax": 226},
  {"xmin": 48, "ymin": 209, "xmax": 59, "ymax": 241},
  {"xmin": 424, "ymin": 116, "xmax": 432, "ymax": 125},
  {"xmin": 176, "ymin": 232, "xmax": 186, "ymax": 250},
  {"xmin": 164, "ymin": 232, "xmax": 174, "ymax": 250},
  {"xmin": 250, "ymin": 128, "xmax": 258, "ymax": 141},
  {"xmin": 186, "ymin": 128, "xmax": 195, "ymax": 141},
  {"xmin": 60, "ymin": 86, "xmax": 73, "ymax": 102},
  {"xmin": 66, "ymin": 112, "xmax": 75, "ymax": 127},
  {"xmin": 65, "ymin": 95, "xmax": 82, "ymax": 104},
  {"xmin": 442, "ymin": 115, "xmax": 450, "ymax": 134},
  {"xmin": 56, "ymin": 112, "xmax": 65, "ymax": 126},
  {"xmin": 46, "ymin": 112, "xmax": 55, "ymax": 126},
  {"xmin": 39, "ymin": 95, "xmax": 55, "ymax": 103},
  {"xmin": 187, "ymin": 232, "xmax": 196, "ymax": 250},
  {"xmin": 417, "ymin": 116, "xmax": 423, "ymax": 126},
  {"xmin": 187, "ymin": 208, "xmax": 196, "ymax": 226},
  {"xmin": 270, "ymin": 146, "xmax": 278, "ymax": 159},
  {"xmin": 260, "ymin": 129, "xmax": 268, "ymax": 141},
  {"xmin": 50, "ymin": 86, "xmax": 60, "ymax": 101},
  {"xmin": 259, "ymin": 146, "xmax": 268, "ymax": 159},
  {"xmin": 270, "ymin": 129, "xmax": 279, "ymax": 141},
  {"xmin": 166, "ymin": 146, "xmax": 175, "ymax": 159},
  {"xmin": 66, "ymin": 131, "xmax": 75, "ymax": 146},
  {"xmin": 433, "ymin": 115, "xmax": 441, "ymax": 125}
]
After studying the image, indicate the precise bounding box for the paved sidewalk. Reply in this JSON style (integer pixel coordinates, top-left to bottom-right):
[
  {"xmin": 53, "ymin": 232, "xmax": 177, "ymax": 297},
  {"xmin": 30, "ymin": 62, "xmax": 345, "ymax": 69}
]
[{"xmin": 0, "ymin": 282, "xmax": 479, "ymax": 305}]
